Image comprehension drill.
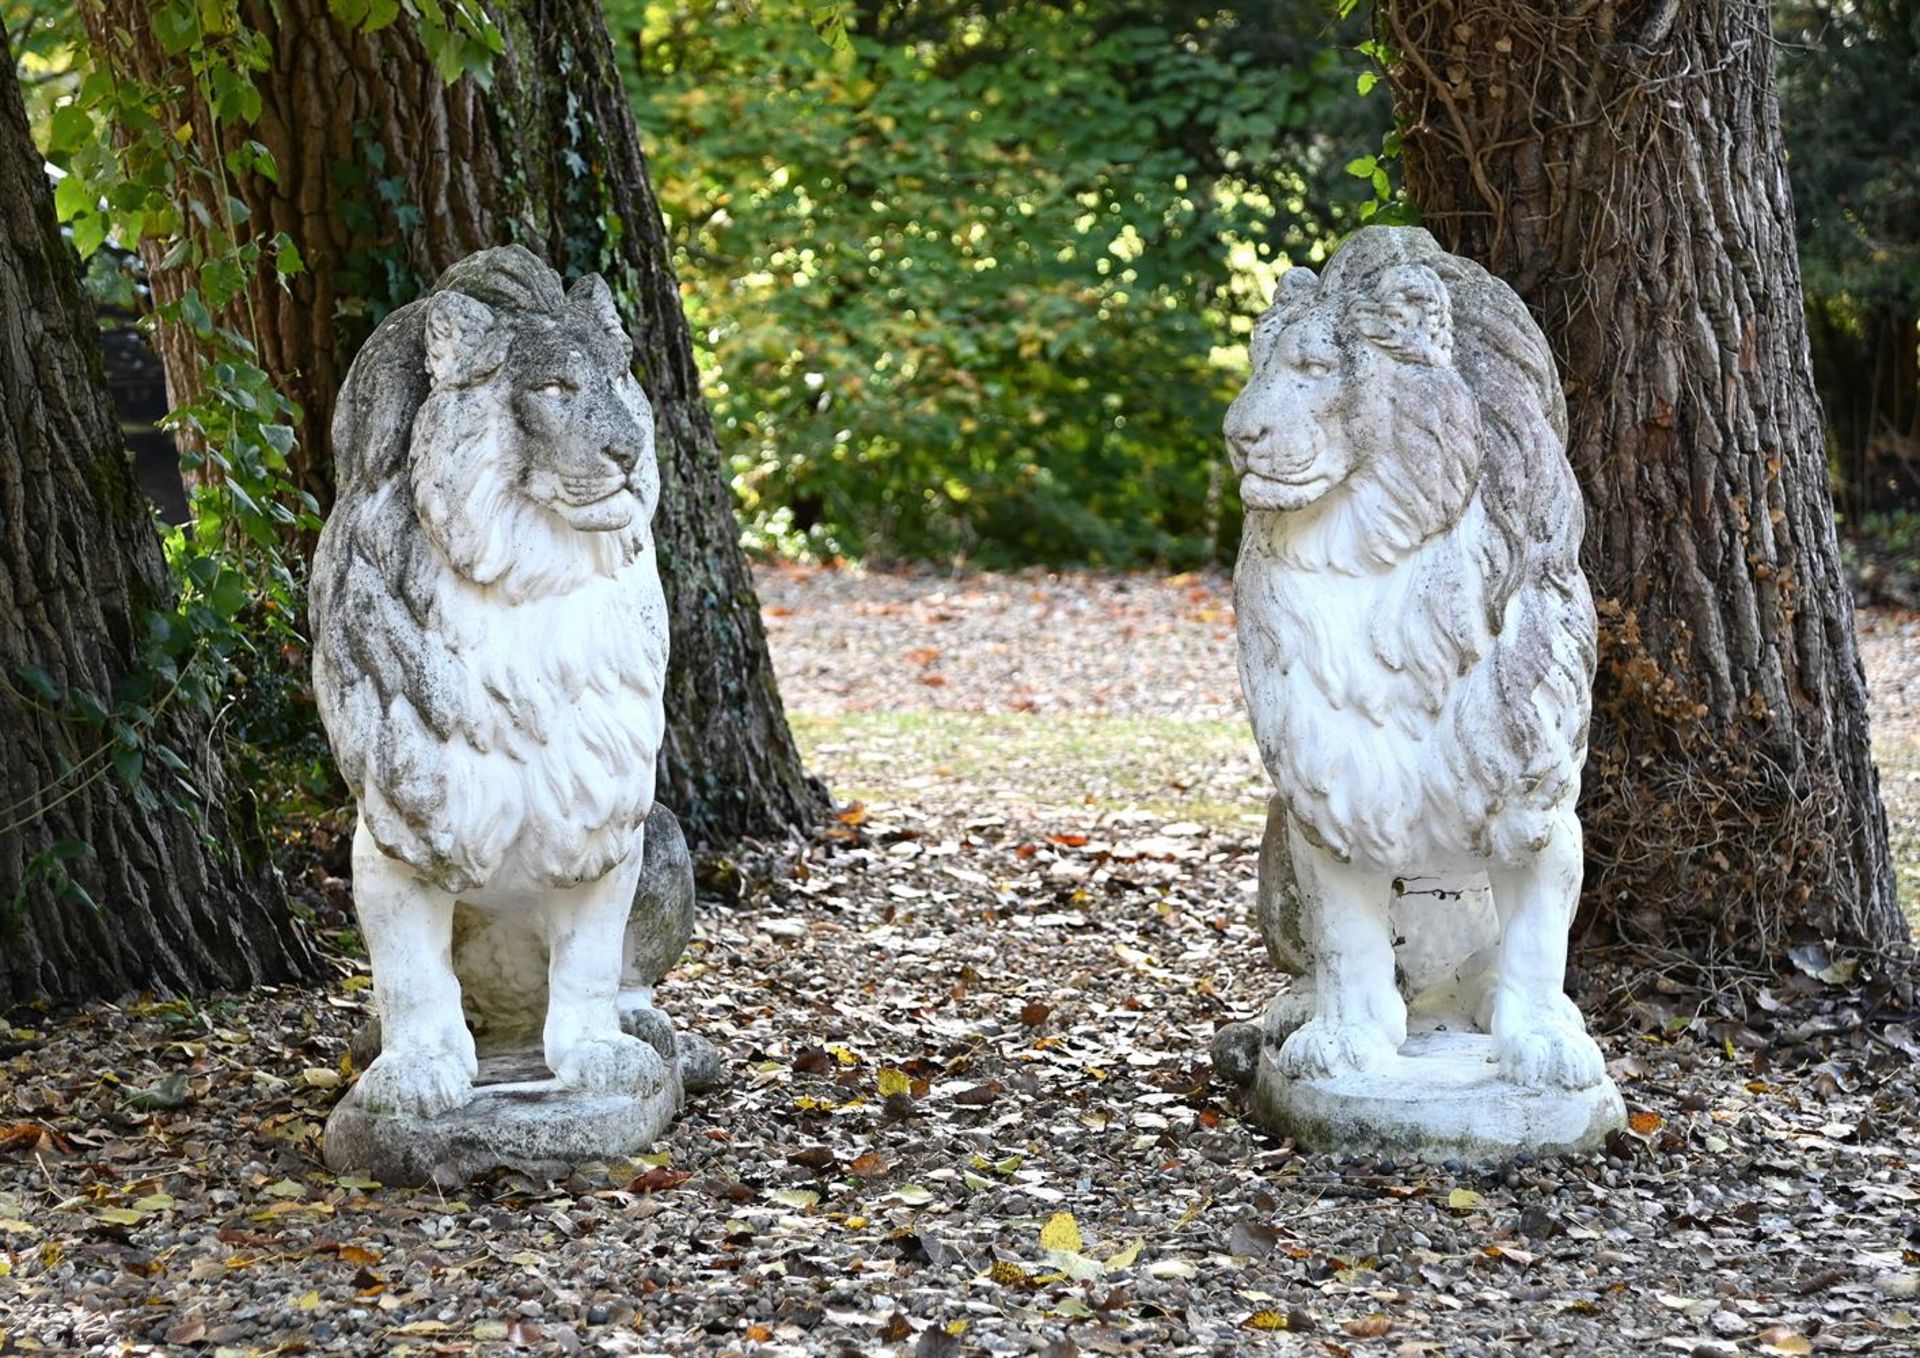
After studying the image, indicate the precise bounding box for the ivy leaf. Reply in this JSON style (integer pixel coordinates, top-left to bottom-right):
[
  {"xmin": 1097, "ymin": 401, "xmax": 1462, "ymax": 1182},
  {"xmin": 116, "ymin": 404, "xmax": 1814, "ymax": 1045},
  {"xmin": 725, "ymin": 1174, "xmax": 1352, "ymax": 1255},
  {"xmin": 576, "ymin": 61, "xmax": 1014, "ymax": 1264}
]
[
  {"xmin": 1356, "ymin": 70, "xmax": 1378, "ymax": 96},
  {"xmin": 47, "ymin": 106, "xmax": 92, "ymax": 155},
  {"xmin": 177, "ymin": 290, "xmax": 214, "ymax": 336},
  {"xmin": 152, "ymin": 2, "xmax": 200, "ymax": 56},
  {"xmin": 271, "ymin": 234, "xmax": 305, "ymax": 279},
  {"xmin": 15, "ymin": 664, "xmax": 60, "ymax": 704},
  {"xmin": 112, "ymin": 748, "xmax": 145, "ymax": 791},
  {"xmin": 69, "ymin": 212, "xmax": 107, "ymax": 259},
  {"xmin": 52, "ymin": 175, "xmax": 94, "ymax": 223},
  {"xmin": 209, "ymin": 572, "xmax": 251, "ymax": 619},
  {"xmin": 1345, "ymin": 154, "xmax": 1378, "ymax": 178}
]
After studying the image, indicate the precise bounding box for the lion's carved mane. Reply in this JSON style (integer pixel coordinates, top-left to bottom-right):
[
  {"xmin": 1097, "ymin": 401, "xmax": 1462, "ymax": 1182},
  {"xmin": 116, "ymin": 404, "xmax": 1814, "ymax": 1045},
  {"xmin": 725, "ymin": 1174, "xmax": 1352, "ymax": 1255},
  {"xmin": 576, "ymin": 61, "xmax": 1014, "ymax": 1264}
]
[
  {"xmin": 312, "ymin": 247, "xmax": 668, "ymax": 896},
  {"xmin": 1233, "ymin": 228, "xmax": 1597, "ymax": 868}
]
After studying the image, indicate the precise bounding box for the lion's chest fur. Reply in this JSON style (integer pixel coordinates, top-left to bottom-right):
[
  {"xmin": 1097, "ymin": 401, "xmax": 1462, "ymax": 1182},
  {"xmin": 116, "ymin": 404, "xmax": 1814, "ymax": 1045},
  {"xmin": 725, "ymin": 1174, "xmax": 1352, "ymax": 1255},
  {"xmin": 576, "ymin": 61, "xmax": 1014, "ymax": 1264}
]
[
  {"xmin": 1235, "ymin": 500, "xmax": 1582, "ymax": 868},
  {"xmin": 325, "ymin": 516, "xmax": 671, "ymax": 896},
  {"xmin": 427, "ymin": 553, "xmax": 668, "ymax": 891}
]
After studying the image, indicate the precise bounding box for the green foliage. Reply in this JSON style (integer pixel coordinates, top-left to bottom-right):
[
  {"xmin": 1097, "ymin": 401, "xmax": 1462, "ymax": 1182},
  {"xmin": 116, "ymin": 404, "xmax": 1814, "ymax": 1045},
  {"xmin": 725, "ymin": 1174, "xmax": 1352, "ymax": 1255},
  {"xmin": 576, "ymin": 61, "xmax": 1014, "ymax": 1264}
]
[
  {"xmin": 327, "ymin": 0, "xmax": 504, "ymax": 87},
  {"xmin": 7, "ymin": 0, "xmax": 326, "ymax": 844},
  {"xmin": 619, "ymin": 0, "xmax": 1385, "ymax": 566},
  {"xmin": 1776, "ymin": 1, "xmax": 1920, "ymax": 518},
  {"xmin": 1777, "ymin": 0, "xmax": 1920, "ymax": 313}
]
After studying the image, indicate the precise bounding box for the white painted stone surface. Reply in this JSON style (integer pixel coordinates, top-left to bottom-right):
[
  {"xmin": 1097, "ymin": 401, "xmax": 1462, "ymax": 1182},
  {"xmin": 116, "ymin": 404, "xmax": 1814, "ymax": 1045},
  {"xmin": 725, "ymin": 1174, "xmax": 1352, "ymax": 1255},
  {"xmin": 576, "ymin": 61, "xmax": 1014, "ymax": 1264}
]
[
  {"xmin": 311, "ymin": 246, "xmax": 706, "ymax": 1177},
  {"xmin": 1221, "ymin": 226, "xmax": 1621, "ymax": 1157}
]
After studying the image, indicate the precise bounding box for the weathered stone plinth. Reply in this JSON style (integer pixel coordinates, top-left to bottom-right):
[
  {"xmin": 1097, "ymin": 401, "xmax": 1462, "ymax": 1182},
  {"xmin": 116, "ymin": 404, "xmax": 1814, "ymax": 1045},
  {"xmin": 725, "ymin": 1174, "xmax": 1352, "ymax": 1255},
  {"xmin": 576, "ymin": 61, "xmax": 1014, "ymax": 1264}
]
[
  {"xmin": 324, "ymin": 1047, "xmax": 678, "ymax": 1188},
  {"xmin": 1249, "ymin": 1026, "xmax": 1625, "ymax": 1162}
]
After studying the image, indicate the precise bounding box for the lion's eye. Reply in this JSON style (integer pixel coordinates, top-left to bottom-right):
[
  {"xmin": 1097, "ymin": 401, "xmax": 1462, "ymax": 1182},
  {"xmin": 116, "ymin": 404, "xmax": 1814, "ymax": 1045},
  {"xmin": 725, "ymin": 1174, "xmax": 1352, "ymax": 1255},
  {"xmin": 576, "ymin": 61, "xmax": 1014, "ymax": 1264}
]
[
  {"xmin": 1298, "ymin": 358, "xmax": 1333, "ymax": 379},
  {"xmin": 534, "ymin": 379, "xmax": 577, "ymax": 396}
]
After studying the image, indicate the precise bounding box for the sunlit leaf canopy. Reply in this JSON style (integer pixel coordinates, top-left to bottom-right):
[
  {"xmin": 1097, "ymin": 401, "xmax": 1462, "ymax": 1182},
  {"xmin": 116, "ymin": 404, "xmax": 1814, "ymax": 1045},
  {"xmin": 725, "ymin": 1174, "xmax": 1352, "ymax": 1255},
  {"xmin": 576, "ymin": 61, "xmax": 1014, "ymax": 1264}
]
[{"xmin": 617, "ymin": 0, "xmax": 1386, "ymax": 565}]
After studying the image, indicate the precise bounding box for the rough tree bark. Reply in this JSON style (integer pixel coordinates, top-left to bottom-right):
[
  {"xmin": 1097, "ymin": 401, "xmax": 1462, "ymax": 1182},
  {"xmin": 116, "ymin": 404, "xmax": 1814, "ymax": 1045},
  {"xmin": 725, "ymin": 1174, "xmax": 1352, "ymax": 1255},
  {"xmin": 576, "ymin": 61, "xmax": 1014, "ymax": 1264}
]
[
  {"xmin": 0, "ymin": 25, "xmax": 316, "ymax": 1007},
  {"xmin": 81, "ymin": 0, "xmax": 826, "ymax": 846},
  {"xmin": 1380, "ymin": 0, "xmax": 1904, "ymax": 961}
]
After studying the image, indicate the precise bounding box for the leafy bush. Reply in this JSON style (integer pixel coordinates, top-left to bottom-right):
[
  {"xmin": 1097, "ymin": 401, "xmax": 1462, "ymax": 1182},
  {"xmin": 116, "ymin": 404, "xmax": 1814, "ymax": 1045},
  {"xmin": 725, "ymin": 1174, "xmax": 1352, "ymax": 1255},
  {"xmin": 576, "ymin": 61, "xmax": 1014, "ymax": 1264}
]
[{"xmin": 617, "ymin": 1, "xmax": 1383, "ymax": 566}]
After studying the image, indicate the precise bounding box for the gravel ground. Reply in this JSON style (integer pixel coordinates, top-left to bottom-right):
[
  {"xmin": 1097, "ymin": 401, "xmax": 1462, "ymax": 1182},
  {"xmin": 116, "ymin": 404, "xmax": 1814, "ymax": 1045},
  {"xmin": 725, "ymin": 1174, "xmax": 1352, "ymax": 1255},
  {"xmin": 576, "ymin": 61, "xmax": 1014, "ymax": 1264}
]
[{"xmin": 2, "ymin": 567, "xmax": 1916, "ymax": 1358}]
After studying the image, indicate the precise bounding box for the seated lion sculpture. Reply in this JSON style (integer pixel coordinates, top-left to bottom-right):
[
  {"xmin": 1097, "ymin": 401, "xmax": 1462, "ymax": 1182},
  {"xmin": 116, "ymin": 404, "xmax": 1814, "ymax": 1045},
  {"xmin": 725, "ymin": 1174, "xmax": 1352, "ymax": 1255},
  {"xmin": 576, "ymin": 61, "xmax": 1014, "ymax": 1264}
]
[
  {"xmin": 312, "ymin": 246, "xmax": 693, "ymax": 1120},
  {"xmin": 1226, "ymin": 226, "xmax": 1604, "ymax": 1092}
]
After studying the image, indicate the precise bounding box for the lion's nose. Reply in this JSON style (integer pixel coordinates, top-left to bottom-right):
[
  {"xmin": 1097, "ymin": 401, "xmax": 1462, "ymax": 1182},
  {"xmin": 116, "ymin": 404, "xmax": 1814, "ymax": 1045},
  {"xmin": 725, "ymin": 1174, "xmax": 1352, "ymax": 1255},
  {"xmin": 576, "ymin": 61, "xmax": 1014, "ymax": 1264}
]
[
  {"xmin": 1225, "ymin": 419, "xmax": 1269, "ymax": 459},
  {"xmin": 604, "ymin": 437, "xmax": 640, "ymax": 472}
]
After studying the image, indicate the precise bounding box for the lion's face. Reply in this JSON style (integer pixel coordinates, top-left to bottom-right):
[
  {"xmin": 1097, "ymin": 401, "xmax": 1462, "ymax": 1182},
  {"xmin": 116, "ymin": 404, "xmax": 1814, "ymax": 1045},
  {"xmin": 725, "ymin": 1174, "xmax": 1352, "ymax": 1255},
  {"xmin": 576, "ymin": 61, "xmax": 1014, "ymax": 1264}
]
[
  {"xmin": 1225, "ymin": 256, "xmax": 1474, "ymax": 523},
  {"xmin": 409, "ymin": 274, "xmax": 659, "ymax": 587}
]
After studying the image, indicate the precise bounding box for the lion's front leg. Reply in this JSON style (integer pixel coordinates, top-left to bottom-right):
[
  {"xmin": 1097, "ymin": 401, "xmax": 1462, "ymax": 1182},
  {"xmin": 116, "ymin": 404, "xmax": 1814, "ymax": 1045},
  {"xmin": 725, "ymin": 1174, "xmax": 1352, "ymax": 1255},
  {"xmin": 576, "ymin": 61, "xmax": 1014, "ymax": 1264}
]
[
  {"xmin": 1275, "ymin": 822, "xmax": 1405, "ymax": 1079},
  {"xmin": 351, "ymin": 820, "xmax": 477, "ymax": 1118},
  {"xmin": 1487, "ymin": 805, "xmax": 1605, "ymax": 1090},
  {"xmin": 542, "ymin": 855, "xmax": 667, "ymax": 1097}
]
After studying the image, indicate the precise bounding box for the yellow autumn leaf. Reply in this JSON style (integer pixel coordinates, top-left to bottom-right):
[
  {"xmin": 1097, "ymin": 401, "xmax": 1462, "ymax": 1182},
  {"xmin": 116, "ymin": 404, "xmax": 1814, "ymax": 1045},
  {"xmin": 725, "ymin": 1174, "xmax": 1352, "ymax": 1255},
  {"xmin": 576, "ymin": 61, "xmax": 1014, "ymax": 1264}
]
[
  {"xmin": 1038, "ymin": 1211, "xmax": 1082, "ymax": 1254},
  {"xmin": 987, "ymin": 1259, "xmax": 1030, "ymax": 1286},
  {"xmin": 1447, "ymin": 1187, "xmax": 1482, "ymax": 1212},
  {"xmin": 876, "ymin": 1068, "xmax": 913, "ymax": 1098},
  {"xmin": 1245, "ymin": 1310, "xmax": 1289, "ymax": 1331},
  {"xmin": 1103, "ymin": 1237, "xmax": 1145, "ymax": 1270},
  {"xmin": 95, "ymin": 1208, "xmax": 144, "ymax": 1226},
  {"xmin": 295, "ymin": 1291, "xmax": 320, "ymax": 1310}
]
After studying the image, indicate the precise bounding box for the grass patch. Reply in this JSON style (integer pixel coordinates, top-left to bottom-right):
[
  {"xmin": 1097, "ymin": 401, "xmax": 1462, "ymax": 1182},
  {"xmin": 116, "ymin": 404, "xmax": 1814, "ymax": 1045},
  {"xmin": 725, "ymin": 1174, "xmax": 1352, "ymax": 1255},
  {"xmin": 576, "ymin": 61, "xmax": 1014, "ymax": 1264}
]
[{"xmin": 790, "ymin": 711, "xmax": 1269, "ymax": 831}]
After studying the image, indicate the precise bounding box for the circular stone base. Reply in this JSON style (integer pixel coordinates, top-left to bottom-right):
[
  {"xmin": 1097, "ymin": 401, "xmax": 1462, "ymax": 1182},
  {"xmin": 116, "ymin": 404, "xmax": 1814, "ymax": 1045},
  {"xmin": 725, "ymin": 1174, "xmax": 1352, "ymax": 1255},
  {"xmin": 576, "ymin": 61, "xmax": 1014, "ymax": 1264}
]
[
  {"xmin": 1251, "ymin": 1028, "xmax": 1625, "ymax": 1162},
  {"xmin": 324, "ymin": 1047, "xmax": 680, "ymax": 1188}
]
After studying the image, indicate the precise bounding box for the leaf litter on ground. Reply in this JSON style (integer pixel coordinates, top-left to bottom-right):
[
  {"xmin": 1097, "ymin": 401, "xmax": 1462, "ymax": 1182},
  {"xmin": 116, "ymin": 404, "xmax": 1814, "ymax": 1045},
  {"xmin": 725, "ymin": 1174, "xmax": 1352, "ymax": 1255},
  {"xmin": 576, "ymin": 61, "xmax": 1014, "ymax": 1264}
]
[{"xmin": 2, "ymin": 566, "xmax": 1917, "ymax": 1356}]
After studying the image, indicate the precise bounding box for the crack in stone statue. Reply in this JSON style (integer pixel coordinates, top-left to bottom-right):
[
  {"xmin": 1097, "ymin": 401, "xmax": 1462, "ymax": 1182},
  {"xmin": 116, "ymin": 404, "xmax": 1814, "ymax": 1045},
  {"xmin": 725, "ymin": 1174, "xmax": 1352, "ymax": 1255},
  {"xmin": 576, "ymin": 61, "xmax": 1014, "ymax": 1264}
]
[
  {"xmin": 1214, "ymin": 227, "xmax": 1625, "ymax": 1158},
  {"xmin": 311, "ymin": 246, "xmax": 716, "ymax": 1184}
]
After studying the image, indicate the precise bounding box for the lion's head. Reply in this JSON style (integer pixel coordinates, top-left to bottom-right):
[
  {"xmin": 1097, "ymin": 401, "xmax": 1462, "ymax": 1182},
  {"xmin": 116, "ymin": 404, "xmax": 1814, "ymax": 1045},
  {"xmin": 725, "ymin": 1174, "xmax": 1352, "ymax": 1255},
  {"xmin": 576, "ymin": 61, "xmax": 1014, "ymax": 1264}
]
[
  {"xmin": 331, "ymin": 245, "xmax": 658, "ymax": 600},
  {"xmin": 1225, "ymin": 227, "xmax": 1571, "ymax": 585}
]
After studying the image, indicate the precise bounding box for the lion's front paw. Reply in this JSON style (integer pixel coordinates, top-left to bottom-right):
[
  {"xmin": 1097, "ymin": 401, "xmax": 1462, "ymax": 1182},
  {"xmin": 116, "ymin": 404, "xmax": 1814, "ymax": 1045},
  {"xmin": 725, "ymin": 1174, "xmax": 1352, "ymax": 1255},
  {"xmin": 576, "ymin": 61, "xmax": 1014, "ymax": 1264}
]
[
  {"xmin": 1275, "ymin": 1016, "xmax": 1401, "ymax": 1079},
  {"xmin": 355, "ymin": 1048, "xmax": 473, "ymax": 1118},
  {"xmin": 550, "ymin": 1032, "xmax": 667, "ymax": 1096},
  {"xmin": 1493, "ymin": 992, "xmax": 1606, "ymax": 1090},
  {"xmin": 1263, "ymin": 983, "xmax": 1317, "ymax": 1048}
]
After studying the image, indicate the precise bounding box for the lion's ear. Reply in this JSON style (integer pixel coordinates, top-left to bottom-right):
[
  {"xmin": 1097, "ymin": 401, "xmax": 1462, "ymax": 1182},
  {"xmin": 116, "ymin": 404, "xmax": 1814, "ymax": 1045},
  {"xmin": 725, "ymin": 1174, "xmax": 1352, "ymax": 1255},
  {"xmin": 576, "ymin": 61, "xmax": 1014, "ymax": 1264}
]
[
  {"xmin": 1272, "ymin": 267, "xmax": 1317, "ymax": 306},
  {"xmin": 424, "ymin": 291, "xmax": 505, "ymax": 388},
  {"xmin": 1353, "ymin": 263, "xmax": 1454, "ymax": 366},
  {"xmin": 569, "ymin": 273, "xmax": 631, "ymax": 349}
]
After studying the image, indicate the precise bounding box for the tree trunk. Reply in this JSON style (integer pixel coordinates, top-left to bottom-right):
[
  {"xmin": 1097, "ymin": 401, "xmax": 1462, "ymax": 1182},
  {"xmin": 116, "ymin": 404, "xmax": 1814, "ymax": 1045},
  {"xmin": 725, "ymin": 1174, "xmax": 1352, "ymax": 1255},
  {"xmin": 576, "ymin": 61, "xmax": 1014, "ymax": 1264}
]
[
  {"xmin": 83, "ymin": 0, "xmax": 826, "ymax": 846},
  {"xmin": 0, "ymin": 27, "xmax": 316, "ymax": 1007},
  {"xmin": 1381, "ymin": 0, "xmax": 1904, "ymax": 962}
]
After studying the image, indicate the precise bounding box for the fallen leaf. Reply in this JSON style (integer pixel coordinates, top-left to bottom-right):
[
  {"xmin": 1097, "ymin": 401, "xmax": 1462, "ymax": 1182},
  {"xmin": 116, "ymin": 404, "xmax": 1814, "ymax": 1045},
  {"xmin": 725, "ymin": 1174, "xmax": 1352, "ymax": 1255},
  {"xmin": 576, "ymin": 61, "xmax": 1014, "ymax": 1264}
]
[
  {"xmin": 1038, "ymin": 1211, "xmax": 1082, "ymax": 1254},
  {"xmin": 630, "ymin": 1167, "xmax": 692, "ymax": 1193}
]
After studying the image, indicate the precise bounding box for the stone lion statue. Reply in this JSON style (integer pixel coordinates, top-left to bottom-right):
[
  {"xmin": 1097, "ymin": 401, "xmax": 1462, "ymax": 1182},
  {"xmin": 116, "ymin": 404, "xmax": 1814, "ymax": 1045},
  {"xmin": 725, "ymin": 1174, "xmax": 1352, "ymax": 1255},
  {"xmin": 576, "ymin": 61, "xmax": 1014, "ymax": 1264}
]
[
  {"xmin": 1226, "ymin": 226, "xmax": 1603, "ymax": 1092},
  {"xmin": 312, "ymin": 246, "xmax": 699, "ymax": 1121}
]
